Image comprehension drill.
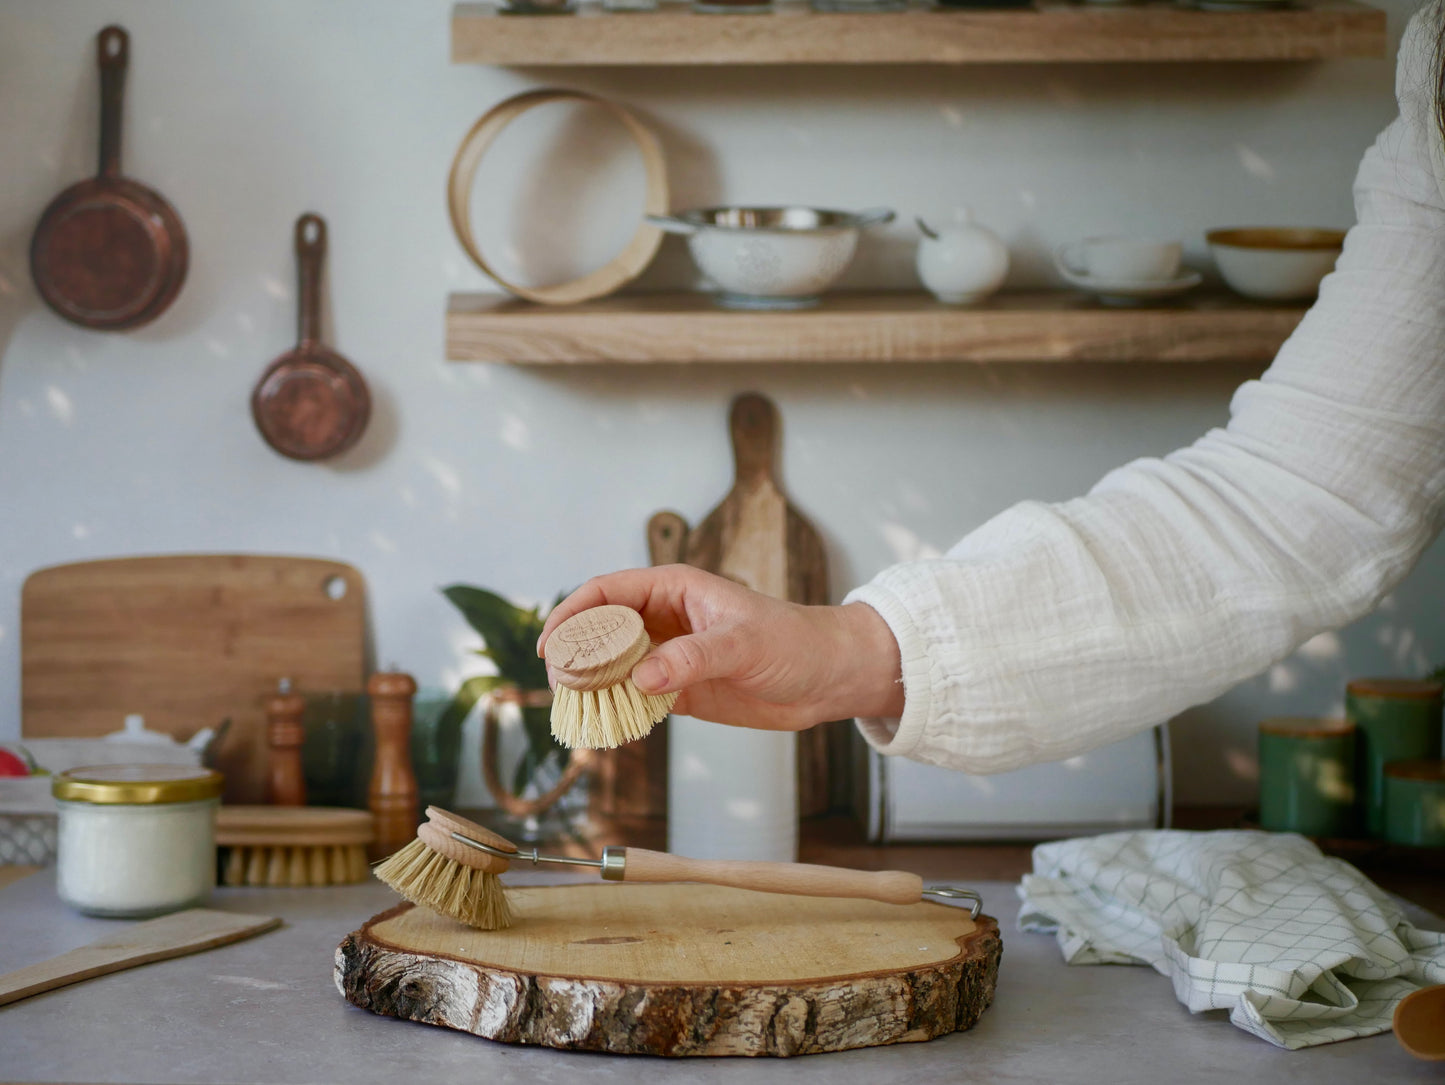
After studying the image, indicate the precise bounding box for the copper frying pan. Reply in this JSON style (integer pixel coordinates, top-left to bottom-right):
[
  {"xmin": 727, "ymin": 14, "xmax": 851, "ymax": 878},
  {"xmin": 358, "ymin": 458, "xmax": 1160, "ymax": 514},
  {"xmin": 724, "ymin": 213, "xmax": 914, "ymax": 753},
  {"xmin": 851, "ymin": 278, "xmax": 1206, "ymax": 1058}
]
[
  {"xmin": 251, "ymin": 214, "xmax": 371, "ymax": 461},
  {"xmin": 30, "ymin": 26, "xmax": 189, "ymax": 331}
]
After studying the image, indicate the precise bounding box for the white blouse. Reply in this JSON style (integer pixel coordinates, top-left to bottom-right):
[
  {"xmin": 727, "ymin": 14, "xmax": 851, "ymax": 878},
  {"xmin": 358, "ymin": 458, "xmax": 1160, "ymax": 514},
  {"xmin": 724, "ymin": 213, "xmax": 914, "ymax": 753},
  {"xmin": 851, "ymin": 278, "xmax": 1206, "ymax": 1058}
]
[{"xmin": 846, "ymin": 1, "xmax": 1445, "ymax": 775}]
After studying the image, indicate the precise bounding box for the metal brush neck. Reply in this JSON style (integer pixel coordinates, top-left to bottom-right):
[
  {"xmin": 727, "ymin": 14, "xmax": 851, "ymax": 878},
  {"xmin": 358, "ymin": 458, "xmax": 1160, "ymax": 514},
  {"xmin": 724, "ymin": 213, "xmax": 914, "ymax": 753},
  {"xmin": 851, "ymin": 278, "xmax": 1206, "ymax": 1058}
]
[
  {"xmin": 921, "ymin": 886, "xmax": 983, "ymax": 918},
  {"xmin": 449, "ymin": 831, "xmax": 627, "ymax": 878}
]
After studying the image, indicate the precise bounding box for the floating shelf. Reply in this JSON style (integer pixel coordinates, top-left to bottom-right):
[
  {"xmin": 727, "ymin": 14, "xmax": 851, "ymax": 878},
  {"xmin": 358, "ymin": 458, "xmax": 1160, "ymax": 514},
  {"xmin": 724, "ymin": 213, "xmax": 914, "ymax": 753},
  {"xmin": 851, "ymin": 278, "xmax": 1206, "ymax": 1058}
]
[
  {"xmin": 451, "ymin": 0, "xmax": 1385, "ymax": 66},
  {"xmin": 446, "ymin": 291, "xmax": 1306, "ymax": 364}
]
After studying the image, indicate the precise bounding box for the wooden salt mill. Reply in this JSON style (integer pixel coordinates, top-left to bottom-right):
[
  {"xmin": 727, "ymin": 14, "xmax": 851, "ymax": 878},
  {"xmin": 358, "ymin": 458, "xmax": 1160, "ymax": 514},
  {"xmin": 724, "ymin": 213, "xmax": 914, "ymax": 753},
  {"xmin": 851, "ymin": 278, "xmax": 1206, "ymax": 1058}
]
[
  {"xmin": 265, "ymin": 679, "xmax": 307, "ymax": 807},
  {"xmin": 367, "ymin": 671, "xmax": 418, "ymax": 859}
]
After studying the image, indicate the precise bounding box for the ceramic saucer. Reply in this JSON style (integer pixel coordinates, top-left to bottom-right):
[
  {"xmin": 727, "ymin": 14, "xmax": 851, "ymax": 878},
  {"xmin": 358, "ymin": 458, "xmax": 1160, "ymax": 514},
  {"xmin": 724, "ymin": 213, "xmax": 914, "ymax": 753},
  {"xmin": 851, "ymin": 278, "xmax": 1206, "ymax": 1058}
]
[{"xmin": 1055, "ymin": 265, "xmax": 1202, "ymax": 306}]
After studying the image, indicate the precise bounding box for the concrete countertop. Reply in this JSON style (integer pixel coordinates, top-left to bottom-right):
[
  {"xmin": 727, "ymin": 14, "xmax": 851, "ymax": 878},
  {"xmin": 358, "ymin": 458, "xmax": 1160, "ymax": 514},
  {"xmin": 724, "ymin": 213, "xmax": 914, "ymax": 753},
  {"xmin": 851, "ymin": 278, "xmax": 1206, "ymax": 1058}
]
[{"xmin": 0, "ymin": 867, "xmax": 1439, "ymax": 1083}]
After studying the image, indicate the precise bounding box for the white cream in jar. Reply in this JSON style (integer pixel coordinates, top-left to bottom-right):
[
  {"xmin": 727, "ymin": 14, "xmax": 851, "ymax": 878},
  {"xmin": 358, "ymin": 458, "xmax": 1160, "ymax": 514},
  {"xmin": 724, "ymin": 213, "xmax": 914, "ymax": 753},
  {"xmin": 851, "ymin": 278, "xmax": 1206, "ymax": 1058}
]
[{"xmin": 53, "ymin": 763, "xmax": 223, "ymax": 917}]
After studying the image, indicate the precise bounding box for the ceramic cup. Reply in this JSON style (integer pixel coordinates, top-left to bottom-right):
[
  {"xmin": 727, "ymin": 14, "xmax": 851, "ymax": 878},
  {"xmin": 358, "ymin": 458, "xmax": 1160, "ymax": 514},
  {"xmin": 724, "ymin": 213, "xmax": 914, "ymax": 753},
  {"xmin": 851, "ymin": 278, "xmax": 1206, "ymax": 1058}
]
[
  {"xmin": 1346, "ymin": 677, "xmax": 1444, "ymax": 838},
  {"xmin": 1257, "ymin": 717, "xmax": 1356, "ymax": 838},
  {"xmin": 1383, "ymin": 760, "xmax": 1445, "ymax": 848},
  {"xmin": 1057, "ymin": 236, "xmax": 1182, "ymax": 282}
]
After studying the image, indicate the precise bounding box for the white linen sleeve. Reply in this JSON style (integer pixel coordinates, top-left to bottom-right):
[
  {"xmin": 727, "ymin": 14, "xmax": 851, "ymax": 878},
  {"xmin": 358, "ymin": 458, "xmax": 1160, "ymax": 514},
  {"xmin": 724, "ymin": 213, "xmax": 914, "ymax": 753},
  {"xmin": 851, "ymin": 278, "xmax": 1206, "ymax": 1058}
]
[{"xmin": 845, "ymin": 1, "xmax": 1445, "ymax": 775}]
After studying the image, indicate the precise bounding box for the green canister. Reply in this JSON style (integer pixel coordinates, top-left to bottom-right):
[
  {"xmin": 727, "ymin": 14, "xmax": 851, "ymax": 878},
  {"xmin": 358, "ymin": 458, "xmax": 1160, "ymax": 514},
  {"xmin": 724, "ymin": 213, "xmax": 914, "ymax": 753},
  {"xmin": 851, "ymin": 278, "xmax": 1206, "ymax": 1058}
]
[
  {"xmin": 1383, "ymin": 760, "xmax": 1445, "ymax": 848},
  {"xmin": 1347, "ymin": 677, "xmax": 1444, "ymax": 837},
  {"xmin": 1257, "ymin": 717, "xmax": 1356, "ymax": 837}
]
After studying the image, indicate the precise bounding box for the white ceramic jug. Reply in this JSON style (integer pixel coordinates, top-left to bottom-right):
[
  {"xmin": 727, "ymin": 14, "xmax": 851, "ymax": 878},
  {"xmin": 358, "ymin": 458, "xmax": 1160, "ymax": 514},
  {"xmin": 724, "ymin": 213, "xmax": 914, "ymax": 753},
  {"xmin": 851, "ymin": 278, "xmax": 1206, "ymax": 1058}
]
[{"xmin": 915, "ymin": 211, "xmax": 1010, "ymax": 305}]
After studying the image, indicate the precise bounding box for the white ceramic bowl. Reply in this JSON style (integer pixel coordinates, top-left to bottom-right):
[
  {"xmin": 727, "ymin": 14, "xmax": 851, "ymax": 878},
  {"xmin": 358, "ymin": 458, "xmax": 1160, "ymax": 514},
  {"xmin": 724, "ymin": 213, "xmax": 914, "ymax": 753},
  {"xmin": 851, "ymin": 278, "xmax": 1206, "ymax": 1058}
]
[
  {"xmin": 1206, "ymin": 227, "xmax": 1345, "ymax": 301},
  {"xmin": 648, "ymin": 206, "xmax": 894, "ymax": 310}
]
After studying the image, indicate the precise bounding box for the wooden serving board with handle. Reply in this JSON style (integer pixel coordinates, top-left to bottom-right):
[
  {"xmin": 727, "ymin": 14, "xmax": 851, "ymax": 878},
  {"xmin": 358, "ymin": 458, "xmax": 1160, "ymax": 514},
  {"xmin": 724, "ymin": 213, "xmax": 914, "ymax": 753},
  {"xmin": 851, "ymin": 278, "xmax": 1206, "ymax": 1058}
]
[
  {"xmin": 21, "ymin": 554, "xmax": 367, "ymax": 803},
  {"xmin": 336, "ymin": 884, "xmax": 999, "ymax": 1057},
  {"xmin": 681, "ymin": 393, "xmax": 836, "ymax": 816}
]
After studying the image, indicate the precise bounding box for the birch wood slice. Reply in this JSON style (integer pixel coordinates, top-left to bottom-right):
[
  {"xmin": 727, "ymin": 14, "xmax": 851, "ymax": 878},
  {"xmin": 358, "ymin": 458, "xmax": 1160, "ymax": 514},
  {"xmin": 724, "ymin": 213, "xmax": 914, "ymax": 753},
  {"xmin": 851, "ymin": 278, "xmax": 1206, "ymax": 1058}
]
[{"xmin": 335, "ymin": 883, "xmax": 1000, "ymax": 1057}]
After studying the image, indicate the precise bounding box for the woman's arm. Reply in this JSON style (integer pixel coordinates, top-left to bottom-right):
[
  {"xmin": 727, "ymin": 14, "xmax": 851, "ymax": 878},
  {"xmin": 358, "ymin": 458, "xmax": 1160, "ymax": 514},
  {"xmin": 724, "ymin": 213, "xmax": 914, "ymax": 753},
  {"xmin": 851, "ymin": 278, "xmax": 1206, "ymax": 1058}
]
[{"xmin": 847, "ymin": 1, "xmax": 1445, "ymax": 773}]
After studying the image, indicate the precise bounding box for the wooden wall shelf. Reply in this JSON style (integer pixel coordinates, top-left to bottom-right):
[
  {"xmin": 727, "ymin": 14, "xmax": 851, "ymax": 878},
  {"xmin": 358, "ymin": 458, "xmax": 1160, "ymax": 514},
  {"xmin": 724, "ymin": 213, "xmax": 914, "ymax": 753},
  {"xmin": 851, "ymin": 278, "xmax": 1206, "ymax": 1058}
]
[
  {"xmin": 451, "ymin": 0, "xmax": 1385, "ymax": 66},
  {"xmin": 446, "ymin": 291, "xmax": 1305, "ymax": 364}
]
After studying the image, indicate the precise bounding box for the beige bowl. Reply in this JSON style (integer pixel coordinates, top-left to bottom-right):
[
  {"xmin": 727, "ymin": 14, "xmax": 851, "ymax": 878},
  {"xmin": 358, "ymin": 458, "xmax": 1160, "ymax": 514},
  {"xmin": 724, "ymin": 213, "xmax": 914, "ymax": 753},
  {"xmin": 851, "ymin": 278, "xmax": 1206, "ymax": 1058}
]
[{"xmin": 1206, "ymin": 227, "xmax": 1345, "ymax": 301}]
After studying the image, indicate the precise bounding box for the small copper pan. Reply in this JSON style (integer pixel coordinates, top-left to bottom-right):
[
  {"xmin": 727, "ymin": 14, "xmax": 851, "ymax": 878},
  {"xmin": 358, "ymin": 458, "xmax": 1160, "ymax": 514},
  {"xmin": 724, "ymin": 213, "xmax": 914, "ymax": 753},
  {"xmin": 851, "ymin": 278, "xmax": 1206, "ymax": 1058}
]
[
  {"xmin": 30, "ymin": 26, "xmax": 188, "ymax": 331},
  {"xmin": 251, "ymin": 214, "xmax": 371, "ymax": 461}
]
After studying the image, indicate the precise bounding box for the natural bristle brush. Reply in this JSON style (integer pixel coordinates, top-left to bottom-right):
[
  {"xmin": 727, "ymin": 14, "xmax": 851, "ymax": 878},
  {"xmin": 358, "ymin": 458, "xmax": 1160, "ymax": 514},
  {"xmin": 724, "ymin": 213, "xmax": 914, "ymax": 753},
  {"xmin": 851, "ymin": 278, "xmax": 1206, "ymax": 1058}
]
[
  {"xmin": 374, "ymin": 807, "xmax": 983, "ymax": 931},
  {"xmin": 544, "ymin": 604, "xmax": 677, "ymax": 749}
]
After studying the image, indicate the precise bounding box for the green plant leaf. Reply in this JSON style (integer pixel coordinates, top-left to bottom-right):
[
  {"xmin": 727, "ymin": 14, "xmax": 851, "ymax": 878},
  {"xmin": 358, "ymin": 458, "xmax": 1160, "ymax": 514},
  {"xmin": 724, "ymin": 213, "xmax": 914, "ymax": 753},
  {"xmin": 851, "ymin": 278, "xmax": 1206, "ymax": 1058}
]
[
  {"xmin": 442, "ymin": 585, "xmax": 546, "ymax": 687},
  {"xmin": 442, "ymin": 584, "xmax": 579, "ymax": 799}
]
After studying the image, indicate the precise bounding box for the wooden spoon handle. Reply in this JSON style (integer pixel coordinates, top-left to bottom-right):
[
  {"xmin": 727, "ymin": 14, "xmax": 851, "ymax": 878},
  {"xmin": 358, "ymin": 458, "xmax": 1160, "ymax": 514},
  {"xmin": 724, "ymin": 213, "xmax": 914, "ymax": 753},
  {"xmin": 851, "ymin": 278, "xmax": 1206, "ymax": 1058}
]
[{"xmin": 618, "ymin": 848, "xmax": 923, "ymax": 906}]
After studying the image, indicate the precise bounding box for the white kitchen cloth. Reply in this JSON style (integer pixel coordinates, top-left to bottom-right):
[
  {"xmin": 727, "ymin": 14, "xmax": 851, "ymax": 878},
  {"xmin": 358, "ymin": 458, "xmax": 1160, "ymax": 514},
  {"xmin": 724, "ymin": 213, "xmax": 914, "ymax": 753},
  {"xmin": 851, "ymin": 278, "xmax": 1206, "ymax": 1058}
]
[{"xmin": 1017, "ymin": 830, "xmax": 1445, "ymax": 1049}]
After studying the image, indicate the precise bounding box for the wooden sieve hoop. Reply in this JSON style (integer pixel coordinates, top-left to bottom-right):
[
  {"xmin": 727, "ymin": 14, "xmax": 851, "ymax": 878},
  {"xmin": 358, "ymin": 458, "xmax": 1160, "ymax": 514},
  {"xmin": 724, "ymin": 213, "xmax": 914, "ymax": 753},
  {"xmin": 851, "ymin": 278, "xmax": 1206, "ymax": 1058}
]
[{"xmin": 447, "ymin": 89, "xmax": 668, "ymax": 306}]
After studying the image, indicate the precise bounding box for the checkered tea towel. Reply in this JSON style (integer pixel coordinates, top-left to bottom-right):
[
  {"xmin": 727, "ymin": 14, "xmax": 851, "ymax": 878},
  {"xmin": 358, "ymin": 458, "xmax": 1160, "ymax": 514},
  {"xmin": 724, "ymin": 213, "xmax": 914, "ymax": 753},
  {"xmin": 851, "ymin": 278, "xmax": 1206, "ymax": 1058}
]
[{"xmin": 1017, "ymin": 830, "xmax": 1445, "ymax": 1049}]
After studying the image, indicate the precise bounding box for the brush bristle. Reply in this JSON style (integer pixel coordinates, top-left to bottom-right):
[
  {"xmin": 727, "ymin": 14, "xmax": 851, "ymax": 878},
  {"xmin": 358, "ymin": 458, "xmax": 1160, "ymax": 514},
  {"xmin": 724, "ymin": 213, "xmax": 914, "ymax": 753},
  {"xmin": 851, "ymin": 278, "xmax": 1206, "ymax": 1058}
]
[
  {"xmin": 373, "ymin": 838, "xmax": 513, "ymax": 930},
  {"xmin": 550, "ymin": 678, "xmax": 677, "ymax": 749}
]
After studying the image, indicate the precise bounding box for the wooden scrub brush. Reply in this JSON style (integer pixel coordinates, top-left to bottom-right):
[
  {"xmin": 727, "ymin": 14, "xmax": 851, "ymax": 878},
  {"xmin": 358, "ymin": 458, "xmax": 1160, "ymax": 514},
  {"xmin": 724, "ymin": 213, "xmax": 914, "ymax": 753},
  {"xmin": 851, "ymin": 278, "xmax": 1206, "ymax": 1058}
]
[
  {"xmin": 544, "ymin": 604, "xmax": 676, "ymax": 749},
  {"xmin": 374, "ymin": 806, "xmax": 983, "ymax": 931},
  {"xmin": 216, "ymin": 806, "xmax": 375, "ymax": 888}
]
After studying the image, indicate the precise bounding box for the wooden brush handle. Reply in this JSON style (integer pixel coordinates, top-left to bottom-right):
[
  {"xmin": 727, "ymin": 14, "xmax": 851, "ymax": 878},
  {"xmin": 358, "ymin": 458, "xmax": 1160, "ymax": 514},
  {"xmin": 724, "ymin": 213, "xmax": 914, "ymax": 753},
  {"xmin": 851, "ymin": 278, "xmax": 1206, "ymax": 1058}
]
[
  {"xmin": 618, "ymin": 849, "xmax": 923, "ymax": 906},
  {"xmin": 545, "ymin": 605, "xmax": 651, "ymax": 692}
]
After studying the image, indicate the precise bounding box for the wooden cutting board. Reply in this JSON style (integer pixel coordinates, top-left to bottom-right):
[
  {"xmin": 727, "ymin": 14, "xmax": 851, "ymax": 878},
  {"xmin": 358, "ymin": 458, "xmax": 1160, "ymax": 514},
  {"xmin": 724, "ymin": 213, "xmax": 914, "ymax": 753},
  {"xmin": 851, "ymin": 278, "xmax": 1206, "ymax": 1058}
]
[
  {"xmin": 336, "ymin": 884, "xmax": 1000, "ymax": 1056},
  {"xmin": 682, "ymin": 393, "xmax": 836, "ymax": 816},
  {"xmin": 21, "ymin": 554, "xmax": 367, "ymax": 803},
  {"xmin": 684, "ymin": 393, "xmax": 827, "ymax": 608}
]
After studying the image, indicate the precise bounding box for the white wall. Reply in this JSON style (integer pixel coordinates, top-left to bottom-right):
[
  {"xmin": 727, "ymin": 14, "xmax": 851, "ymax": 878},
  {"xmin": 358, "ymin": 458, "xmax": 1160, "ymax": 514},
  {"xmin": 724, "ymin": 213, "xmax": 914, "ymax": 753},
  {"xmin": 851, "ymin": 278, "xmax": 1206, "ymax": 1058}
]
[{"xmin": 0, "ymin": 0, "xmax": 1437, "ymax": 805}]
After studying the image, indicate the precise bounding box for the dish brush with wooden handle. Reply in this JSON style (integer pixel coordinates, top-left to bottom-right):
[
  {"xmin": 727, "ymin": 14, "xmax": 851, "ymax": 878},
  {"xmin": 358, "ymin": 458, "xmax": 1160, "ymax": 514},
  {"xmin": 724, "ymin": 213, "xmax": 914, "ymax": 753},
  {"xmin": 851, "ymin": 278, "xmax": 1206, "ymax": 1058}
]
[
  {"xmin": 544, "ymin": 604, "xmax": 676, "ymax": 749},
  {"xmin": 373, "ymin": 807, "xmax": 983, "ymax": 931}
]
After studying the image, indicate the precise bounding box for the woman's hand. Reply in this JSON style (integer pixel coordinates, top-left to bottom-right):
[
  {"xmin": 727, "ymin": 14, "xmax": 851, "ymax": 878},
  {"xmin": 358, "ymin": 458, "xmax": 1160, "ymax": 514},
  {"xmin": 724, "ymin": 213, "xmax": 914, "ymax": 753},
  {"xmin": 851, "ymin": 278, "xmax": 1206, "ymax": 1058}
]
[{"xmin": 537, "ymin": 565, "xmax": 905, "ymax": 731}]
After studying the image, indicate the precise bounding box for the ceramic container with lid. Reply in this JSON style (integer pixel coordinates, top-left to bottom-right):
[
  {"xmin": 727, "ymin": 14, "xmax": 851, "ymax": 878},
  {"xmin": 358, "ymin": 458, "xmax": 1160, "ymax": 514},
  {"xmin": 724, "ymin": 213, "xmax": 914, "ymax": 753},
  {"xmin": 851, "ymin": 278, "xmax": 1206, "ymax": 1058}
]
[
  {"xmin": 1346, "ymin": 677, "xmax": 1443, "ymax": 837},
  {"xmin": 1383, "ymin": 760, "xmax": 1445, "ymax": 848},
  {"xmin": 1257, "ymin": 717, "xmax": 1356, "ymax": 838},
  {"xmin": 53, "ymin": 763, "xmax": 223, "ymax": 917}
]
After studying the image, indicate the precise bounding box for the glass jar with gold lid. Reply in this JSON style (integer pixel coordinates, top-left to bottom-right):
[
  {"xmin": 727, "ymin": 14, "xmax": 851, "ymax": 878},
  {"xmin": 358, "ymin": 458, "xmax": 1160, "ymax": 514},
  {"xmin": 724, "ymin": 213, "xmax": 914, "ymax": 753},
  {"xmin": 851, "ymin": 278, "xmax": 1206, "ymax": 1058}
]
[{"xmin": 53, "ymin": 764, "xmax": 223, "ymax": 917}]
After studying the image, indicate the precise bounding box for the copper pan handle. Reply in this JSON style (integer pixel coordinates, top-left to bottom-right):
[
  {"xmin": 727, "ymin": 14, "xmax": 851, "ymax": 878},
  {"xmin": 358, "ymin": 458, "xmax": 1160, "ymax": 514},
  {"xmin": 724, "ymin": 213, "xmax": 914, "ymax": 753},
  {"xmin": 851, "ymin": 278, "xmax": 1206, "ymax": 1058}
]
[
  {"xmin": 96, "ymin": 26, "xmax": 128, "ymax": 180},
  {"xmin": 294, "ymin": 213, "xmax": 326, "ymax": 347}
]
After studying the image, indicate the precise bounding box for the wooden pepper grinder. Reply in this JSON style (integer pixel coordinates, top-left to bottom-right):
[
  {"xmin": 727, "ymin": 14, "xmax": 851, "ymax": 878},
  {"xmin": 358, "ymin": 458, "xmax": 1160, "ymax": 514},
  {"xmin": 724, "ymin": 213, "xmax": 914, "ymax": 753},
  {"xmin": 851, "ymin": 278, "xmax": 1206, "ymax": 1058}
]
[
  {"xmin": 367, "ymin": 671, "xmax": 418, "ymax": 859},
  {"xmin": 265, "ymin": 679, "xmax": 307, "ymax": 807}
]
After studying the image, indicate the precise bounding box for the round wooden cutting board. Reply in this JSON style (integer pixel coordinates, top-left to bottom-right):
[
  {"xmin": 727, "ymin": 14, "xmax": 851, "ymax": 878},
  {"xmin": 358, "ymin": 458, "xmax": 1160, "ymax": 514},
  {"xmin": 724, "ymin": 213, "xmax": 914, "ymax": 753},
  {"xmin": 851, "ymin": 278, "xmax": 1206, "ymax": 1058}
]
[{"xmin": 335, "ymin": 883, "xmax": 1000, "ymax": 1057}]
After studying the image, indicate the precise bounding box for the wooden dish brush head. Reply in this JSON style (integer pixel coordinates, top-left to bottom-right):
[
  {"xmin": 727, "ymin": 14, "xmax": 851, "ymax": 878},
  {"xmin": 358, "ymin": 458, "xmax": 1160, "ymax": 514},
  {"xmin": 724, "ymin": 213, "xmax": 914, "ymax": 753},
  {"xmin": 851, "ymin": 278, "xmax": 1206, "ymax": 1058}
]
[
  {"xmin": 372, "ymin": 806, "xmax": 516, "ymax": 930},
  {"xmin": 216, "ymin": 806, "xmax": 375, "ymax": 888},
  {"xmin": 544, "ymin": 604, "xmax": 677, "ymax": 749}
]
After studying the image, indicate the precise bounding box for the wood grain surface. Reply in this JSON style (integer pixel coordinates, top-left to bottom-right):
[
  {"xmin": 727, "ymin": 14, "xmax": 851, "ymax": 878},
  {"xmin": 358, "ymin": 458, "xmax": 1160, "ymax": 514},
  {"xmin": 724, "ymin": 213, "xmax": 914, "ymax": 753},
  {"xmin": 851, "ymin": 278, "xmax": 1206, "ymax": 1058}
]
[
  {"xmin": 447, "ymin": 290, "xmax": 1306, "ymax": 365},
  {"xmin": 0, "ymin": 908, "xmax": 280, "ymax": 1008},
  {"xmin": 336, "ymin": 884, "xmax": 1000, "ymax": 1056},
  {"xmin": 452, "ymin": 0, "xmax": 1386, "ymax": 65},
  {"xmin": 21, "ymin": 554, "xmax": 367, "ymax": 803}
]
